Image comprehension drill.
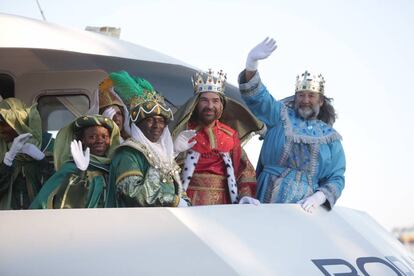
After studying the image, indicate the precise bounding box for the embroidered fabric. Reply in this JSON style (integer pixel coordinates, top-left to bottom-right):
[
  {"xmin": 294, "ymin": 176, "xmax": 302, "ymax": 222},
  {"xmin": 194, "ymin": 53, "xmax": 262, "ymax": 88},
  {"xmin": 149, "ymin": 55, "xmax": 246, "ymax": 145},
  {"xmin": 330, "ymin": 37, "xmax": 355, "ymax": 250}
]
[
  {"xmin": 182, "ymin": 150, "xmax": 238, "ymax": 203},
  {"xmin": 130, "ymin": 123, "xmax": 174, "ymax": 166},
  {"xmin": 117, "ymin": 175, "xmax": 143, "ymax": 197},
  {"xmin": 281, "ymin": 106, "xmax": 342, "ymax": 145},
  {"xmin": 239, "ymin": 70, "xmax": 345, "ymax": 208}
]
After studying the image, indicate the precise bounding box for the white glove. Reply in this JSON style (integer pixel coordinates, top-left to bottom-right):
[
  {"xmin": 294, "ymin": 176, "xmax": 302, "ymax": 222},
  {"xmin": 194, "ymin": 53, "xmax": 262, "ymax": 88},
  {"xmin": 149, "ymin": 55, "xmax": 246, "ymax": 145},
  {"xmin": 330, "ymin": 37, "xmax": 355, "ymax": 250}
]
[
  {"xmin": 178, "ymin": 197, "xmax": 189, "ymax": 207},
  {"xmin": 123, "ymin": 108, "xmax": 132, "ymax": 137},
  {"xmin": 173, "ymin": 130, "xmax": 197, "ymax": 156},
  {"xmin": 298, "ymin": 191, "xmax": 326, "ymax": 213},
  {"xmin": 102, "ymin": 106, "xmax": 117, "ymax": 120},
  {"xmin": 239, "ymin": 196, "xmax": 260, "ymax": 206},
  {"xmin": 70, "ymin": 140, "xmax": 90, "ymax": 171},
  {"xmin": 20, "ymin": 143, "xmax": 45, "ymax": 160},
  {"xmin": 3, "ymin": 133, "xmax": 32, "ymax": 166},
  {"xmin": 246, "ymin": 37, "xmax": 278, "ymax": 71}
]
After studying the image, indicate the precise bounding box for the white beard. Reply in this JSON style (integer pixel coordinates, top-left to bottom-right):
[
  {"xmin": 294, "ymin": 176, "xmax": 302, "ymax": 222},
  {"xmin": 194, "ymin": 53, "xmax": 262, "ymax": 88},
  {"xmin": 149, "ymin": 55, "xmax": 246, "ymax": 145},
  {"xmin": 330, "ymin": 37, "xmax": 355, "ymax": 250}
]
[{"xmin": 296, "ymin": 105, "xmax": 320, "ymax": 120}]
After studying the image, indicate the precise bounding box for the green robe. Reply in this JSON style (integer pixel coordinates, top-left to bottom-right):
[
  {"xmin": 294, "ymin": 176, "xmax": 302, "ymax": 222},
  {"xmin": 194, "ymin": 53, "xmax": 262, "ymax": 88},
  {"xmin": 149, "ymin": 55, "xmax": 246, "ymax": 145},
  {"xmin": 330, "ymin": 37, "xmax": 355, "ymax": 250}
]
[
  {"xmin": 30, "ymin": 114, "xmax": 120, "ymax": 209},
  {"xmin": 110, "ymin": 140, "xmax": 190, "ymax": 207},
  {"xmin": 30, "ymin": 160, "xmax": 114, "ymax": 209},
  {"xmin": 0, "ymin": 132, "xmax": 54, "ymax": 210}
]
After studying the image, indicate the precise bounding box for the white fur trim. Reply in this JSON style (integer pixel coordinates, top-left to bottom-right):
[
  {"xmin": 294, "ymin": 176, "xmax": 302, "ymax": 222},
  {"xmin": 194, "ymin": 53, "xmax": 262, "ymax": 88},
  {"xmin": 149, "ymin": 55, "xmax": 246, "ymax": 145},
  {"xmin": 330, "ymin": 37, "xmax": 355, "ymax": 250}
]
[
  {"xmin": 221, "ymin": 152, "xmax": 238, "ymax": 204},
  {"xmin": 182, "ymin": 150, "xmax": 239, "ymax": 204},
  {"xmin": 182, "ymin": 150, "xmax": 200, "ymax": 190}
]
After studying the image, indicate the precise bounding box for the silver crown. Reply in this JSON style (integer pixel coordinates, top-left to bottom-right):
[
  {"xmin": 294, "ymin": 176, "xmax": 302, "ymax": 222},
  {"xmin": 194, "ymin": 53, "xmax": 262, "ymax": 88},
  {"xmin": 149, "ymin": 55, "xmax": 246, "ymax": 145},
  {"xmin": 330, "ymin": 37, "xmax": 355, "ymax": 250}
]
[
  {"xmin": 295, "ymin": 71, "xmax": 325, "ymax": 94},
  {"xmin": 192, "ymin": 69, "xmax": 227, "ymax": 94}
]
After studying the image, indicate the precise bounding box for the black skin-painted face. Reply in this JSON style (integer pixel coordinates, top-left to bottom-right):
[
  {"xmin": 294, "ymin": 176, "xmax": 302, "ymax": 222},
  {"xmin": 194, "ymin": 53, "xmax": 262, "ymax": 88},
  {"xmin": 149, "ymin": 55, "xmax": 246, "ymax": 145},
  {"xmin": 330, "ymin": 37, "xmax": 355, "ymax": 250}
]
[
  {"xmin": 81, "ymin": 126, "xmax": 110, "ymax": 156},
  {"xmin": 136, "ymin": 115, "xmax": 166, "ymax": 142},
  {"xmin": 0, "ymin": 119, "xmax": 18, "ymax": 143}
]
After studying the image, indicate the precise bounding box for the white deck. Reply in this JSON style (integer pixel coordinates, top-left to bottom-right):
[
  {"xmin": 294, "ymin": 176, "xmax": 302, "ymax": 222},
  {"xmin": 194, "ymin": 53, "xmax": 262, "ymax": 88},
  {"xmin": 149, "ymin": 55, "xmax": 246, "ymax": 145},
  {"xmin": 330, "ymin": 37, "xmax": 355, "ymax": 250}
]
[{"xmin": 0, "ymin": 205, "xmax": 413, "ymax": 275}]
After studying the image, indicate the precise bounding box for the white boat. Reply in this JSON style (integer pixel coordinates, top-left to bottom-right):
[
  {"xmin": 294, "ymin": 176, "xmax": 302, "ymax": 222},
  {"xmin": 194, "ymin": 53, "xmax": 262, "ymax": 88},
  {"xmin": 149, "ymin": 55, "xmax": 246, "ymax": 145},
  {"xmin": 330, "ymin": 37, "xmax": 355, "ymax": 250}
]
[{"xmin": 0, "ymin": 13, "xmax": 413, "ymax": 276}]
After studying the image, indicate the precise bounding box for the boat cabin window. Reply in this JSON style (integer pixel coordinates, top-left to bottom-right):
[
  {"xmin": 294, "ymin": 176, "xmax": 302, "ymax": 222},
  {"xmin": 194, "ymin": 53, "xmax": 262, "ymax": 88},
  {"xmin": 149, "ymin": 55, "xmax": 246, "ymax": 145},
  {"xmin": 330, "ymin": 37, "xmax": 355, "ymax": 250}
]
[
  {"xmin": 37, "ymin": 93, "xmax": 90, "ymax": 137},
  {"xmin": 0, "ymin": 73, "xmax": 15, "ymax": 99}
]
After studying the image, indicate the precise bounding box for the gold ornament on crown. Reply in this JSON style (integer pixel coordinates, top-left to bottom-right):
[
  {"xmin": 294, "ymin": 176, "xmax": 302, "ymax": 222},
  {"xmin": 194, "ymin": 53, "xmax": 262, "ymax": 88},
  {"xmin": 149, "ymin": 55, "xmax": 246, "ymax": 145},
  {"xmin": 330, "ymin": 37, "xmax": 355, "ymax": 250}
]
[
  {"xmin": 128, "ymin": 90, "xmax": 167, "ymax": 111},
  {"xmin": 295, "ymin": 71, "xmax": 325, "ymax": 94},
  {"xmin": 129, "ymin": 90, "xmax": 172, "ymax": 122},
  {"xmin": 191, "ymin": 69, "xmax": 227, "ymax": 94}
]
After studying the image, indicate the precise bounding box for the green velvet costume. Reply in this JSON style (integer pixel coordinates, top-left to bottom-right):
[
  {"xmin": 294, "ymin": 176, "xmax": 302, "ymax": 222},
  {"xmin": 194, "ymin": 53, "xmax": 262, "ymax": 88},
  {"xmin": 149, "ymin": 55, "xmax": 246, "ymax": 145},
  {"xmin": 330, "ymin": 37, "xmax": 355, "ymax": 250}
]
[
  {"xmin": 107, "ymin": 71, "xmax": 189, "ymax": 207},
  {"xmin": 110, "ymin": 140, "xmax": 189, "ymax": 207},
  {"xmin": 0, "ymin": 98, "xmax": 54, "ymax": 210},
  {"xmin": 30, "ymin": 115, "xmax": 120, "ymax": 209}
]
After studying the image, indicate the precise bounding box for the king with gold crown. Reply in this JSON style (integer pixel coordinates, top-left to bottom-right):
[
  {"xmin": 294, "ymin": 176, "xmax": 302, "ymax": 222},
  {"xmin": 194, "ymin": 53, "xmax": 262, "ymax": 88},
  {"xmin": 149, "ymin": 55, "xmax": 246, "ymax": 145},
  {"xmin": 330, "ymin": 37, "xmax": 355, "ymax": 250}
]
[
  {"xmin": 170, "ymin": 69, "xmax": 264, "ymax": 206},
  {"xmin": 238, "ymin": 37, "xmax": 346, "ymax": 213},
  {"xmin": 107, "ymin": 71, "xmax": 192, "ymax": 208}
]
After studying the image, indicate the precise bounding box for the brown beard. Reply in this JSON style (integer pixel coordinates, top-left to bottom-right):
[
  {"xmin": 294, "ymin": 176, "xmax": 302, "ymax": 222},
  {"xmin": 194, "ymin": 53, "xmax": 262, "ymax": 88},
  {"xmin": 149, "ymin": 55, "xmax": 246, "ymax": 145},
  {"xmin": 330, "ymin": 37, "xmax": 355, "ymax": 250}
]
[
  {"xmin": 200, "ymin": 107, "xmax": 221, "ymax": 125},
  {"xmin": 191, "ymin": 107, "xmax": 221, "ymax": 126}
]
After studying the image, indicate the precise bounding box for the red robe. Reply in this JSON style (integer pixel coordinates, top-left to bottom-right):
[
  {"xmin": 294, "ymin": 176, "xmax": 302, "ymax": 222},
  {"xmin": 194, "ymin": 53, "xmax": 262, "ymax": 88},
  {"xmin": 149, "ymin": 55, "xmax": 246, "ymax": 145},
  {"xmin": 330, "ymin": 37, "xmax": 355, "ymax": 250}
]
[{"xmin": 186, "ymin": 120, "xmax": 256, "ymax": 205}]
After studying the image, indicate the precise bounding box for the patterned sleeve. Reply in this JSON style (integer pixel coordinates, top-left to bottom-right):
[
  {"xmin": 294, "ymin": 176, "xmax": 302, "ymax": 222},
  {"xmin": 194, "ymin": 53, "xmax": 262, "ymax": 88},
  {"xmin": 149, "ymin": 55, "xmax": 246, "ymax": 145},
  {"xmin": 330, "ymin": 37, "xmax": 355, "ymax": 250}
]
[
  {"xmin": 237, "ymin": 149, "xmax": 257, "ymax": 199},
  {"xmin": 111, "ymin": 147, "xmax": 179, "ymax": 207},
  {"xmin": 238, "ymin": 70, "xmax": 283, "ymax": 128},
  {"xmin": 317, "ymin": 140, "xmax": 346, "ymax": 209}
]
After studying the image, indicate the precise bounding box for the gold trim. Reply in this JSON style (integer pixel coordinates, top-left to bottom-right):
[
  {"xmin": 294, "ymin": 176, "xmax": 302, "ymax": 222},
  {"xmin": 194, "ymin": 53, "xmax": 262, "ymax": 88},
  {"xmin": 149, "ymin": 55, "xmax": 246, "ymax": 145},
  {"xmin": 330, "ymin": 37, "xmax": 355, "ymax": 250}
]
[
  {"xmin": 207, "ymin": 127, "xmax": 217, "ymax": 149},
  {"xmin": 192, "ymin": 173, "xmax": 226, "ymax": 180},
  {"xmin": 116, "ymin": 170, "xmax": 143, "ymax": 184},
  {"xmin": 218, "ymin": 126, "xmax": 233, "ymax": 136},
  {"xmin": 189, "ymin": 186, "xmax": 226, "ymax": 192},
  {"xmin": 188, "ymin": 173, "xmax": 227, "ymax": 191},
  {"xmin": 59, "ymin": 180, "xmax": 74, "ymax": 209},
  {"xmin": 173, "ymin": 195, "xmax": 180, "ymax": 207},
  {"xmin": 46, "ymin": 184, "xmax": 61, "ymax": 209},
  {"xmin": 239, "ymin": 176, "xmax": 256, "ymax": 183},
  {"xmin": 119, "ymin": 140, "xmax": 181, "ymax": 176}
]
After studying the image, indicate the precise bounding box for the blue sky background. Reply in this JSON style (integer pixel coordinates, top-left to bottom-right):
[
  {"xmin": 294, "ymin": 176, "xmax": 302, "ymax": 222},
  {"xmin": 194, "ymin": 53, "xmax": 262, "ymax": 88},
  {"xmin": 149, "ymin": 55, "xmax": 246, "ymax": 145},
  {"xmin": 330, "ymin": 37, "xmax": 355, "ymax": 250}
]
[{"xmin": 1, "ymin": 0, "xmax": 413, "ymax": 231}]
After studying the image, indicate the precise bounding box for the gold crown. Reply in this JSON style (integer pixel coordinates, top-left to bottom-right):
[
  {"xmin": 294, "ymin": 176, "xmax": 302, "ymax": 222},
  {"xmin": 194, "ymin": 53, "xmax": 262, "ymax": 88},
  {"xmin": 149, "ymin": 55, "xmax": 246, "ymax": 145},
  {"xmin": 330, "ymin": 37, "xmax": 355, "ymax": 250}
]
[
  {"xmin": 192, "ymin": 69, "xmax": 227, "ymax": 94},
  {"xmin": 129, "ymin": 90, "xmax": 173, "ymax": 122},
  {"xmin": 129, "ymin": 90, "xmax": 166, "ymax": 110},
  {"xmin": 295, "ymin": 71, "xmax": 325, "ymax": 94}
]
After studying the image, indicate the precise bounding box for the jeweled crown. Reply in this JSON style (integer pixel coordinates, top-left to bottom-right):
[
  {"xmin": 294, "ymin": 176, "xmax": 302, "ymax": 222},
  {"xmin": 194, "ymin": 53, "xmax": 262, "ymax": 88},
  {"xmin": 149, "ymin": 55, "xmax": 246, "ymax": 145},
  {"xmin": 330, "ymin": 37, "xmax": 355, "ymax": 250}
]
[
  {"xmin": 295, "ymin": 71, "xmax": 325, "ymax": 94},
  {"xmin": 192, "ymin": 69, "xmax": 227, "ymax": 94}
]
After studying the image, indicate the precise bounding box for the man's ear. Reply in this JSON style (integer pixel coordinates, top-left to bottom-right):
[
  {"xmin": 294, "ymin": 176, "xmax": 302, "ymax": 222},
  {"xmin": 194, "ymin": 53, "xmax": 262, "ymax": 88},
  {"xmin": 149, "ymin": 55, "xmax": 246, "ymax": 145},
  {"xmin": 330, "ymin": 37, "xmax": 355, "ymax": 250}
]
[
  {"xmin": 319, "ymin": 95, "xmax": 324, "ymax": 107},
  {"xmin": 217, "ymin": 108, "xmax": 224, "ymax": 120}
]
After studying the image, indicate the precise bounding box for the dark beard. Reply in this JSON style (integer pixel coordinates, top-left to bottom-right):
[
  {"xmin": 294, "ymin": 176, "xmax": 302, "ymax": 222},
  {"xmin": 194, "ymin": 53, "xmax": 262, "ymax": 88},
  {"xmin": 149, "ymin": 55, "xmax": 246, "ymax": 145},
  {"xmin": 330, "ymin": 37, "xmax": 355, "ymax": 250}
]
[{"xmin": 198, "ymin": 108, "xmax": 220, "ymax": 126}]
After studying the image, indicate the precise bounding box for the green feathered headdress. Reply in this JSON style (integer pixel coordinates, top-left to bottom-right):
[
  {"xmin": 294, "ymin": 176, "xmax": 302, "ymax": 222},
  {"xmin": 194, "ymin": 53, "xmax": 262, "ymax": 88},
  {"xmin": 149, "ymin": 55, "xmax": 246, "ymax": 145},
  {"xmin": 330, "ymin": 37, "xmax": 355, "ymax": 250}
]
[{"xmin": 109, "ymin": 71, "xmax": 173, "ymax": 123}]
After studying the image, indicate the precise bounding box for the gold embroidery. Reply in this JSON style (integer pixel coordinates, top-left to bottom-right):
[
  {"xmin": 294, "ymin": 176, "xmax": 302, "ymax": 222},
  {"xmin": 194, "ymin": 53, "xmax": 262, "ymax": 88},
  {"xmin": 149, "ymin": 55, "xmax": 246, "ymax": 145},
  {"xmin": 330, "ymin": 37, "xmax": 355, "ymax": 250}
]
[
  {"xmin": 187, "ymin": 173, "xmax": 229, "ymax": 205},
  {"xmin": 116, "ymin": 170, "xmax": 143, "ymax": 184},
  {"xmin": 189, "ymin": 186, "xmax": 226, "ymax": 192},
  {"xmin": 207, "ymin": 127, "xmax": 217, "ymax": 149},
  {"xmin": 218, "ymin": 126, "xmax": 233, "ymax": 136}
]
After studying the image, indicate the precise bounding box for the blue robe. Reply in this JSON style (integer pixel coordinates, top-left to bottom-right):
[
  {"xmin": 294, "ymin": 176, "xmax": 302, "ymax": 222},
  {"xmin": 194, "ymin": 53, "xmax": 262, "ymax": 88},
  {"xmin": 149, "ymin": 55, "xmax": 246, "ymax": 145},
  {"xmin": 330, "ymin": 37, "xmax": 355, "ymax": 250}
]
[{"xmin": 238, "ymin": 71, "xmax": 345, "ymax": 209}]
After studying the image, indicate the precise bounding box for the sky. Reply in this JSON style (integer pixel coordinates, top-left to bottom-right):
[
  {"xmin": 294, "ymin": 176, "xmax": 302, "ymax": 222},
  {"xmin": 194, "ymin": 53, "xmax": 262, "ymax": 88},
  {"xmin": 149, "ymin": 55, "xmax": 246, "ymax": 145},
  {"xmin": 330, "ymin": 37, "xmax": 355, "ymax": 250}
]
[{"xmin": 1, "ymin": 0, "xmax": 413, "ymax": 231}]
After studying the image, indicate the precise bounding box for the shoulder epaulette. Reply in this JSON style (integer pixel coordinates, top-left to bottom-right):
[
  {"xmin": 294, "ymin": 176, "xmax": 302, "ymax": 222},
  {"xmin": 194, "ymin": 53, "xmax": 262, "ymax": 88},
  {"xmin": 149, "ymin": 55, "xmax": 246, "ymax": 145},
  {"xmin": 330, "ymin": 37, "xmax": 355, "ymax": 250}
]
[{"xmin": 217, "ymin": 121, "xmax": 236, "ymax": 137}]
